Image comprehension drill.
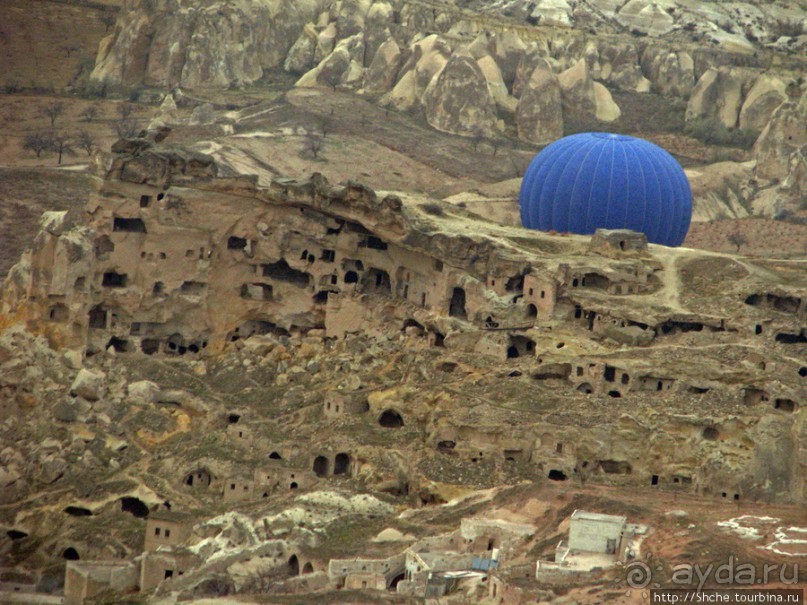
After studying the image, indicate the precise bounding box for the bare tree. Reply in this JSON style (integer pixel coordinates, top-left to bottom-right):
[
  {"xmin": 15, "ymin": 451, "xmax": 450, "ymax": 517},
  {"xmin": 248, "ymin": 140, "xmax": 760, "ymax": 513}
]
[
  {"xmin": 113, "ymin": 118, "xmax": 139, "ymax": 139},
  {"xmin": 316, "ymin": 115, "xmax": 332, "ymax": 138},
  {"xmin": 301, "ymin": 132, "xmax": 325, "ymax": 160},
  {"xmin": 49, "ymin": 131, "xmax": 75, "ymax": 165},
  {"xmin": 727, "ymin": 231, "xmax": 747, "ymax": 253},
  {"xmin": 76, "ymin": 130, "xmax": 96, "ymax": 156},
  {"xmin": 118, "ymin": 103, "xmax": 134, "ymax": 120},
  {"xmin": 113, "ymin": 103, "xmax": 138, "ymax": 138},
  {"xmin": 23, "ymin": 132, "xmax": 52, "ymax": 158},
  {"xmin": 80, "ymin": 106, "xmax": 99, "ymax": 122},
  {"xmin": 41, "ymin": 101, "xmax": 66, "ymax": 127}
]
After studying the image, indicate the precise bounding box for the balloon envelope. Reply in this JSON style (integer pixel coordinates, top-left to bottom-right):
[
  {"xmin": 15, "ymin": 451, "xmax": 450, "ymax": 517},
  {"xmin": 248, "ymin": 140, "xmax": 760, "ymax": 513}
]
[{"xmin": 519, "ymin": 133, "xmax": 692, "ymax": 247}]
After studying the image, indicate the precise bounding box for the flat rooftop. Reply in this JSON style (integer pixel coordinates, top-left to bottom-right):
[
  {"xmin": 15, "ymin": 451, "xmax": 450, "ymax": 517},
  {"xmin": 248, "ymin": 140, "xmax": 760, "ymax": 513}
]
[{"xmin": 571, "ymin": 510, "xmax": 627, "ymax": 524}]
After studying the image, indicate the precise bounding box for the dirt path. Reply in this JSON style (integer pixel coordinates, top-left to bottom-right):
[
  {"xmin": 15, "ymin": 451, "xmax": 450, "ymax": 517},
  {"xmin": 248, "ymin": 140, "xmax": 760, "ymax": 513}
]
[{"xmin": 658, "ymin": 251, "xmax": 685, "ymax": 312}]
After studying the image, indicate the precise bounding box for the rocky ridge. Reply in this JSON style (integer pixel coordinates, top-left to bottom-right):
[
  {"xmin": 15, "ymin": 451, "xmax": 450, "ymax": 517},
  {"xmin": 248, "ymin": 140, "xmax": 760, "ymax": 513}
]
[
  {"xmin": 91, "ymin": 0, "xmax": 806, "ymax": 146},
  {"xmin": 1, "ymin": 136, "xmax": 806, "ymax": 600}
]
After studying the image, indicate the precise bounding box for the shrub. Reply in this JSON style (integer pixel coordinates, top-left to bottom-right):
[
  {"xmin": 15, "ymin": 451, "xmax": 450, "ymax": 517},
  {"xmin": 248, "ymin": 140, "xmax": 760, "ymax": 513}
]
[{"xmin": 685, "ymin": 116, "xmax": 758, "ymax": 149}]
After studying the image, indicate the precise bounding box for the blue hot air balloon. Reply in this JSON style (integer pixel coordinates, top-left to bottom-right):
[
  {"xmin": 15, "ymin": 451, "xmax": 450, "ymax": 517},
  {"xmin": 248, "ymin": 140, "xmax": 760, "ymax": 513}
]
[{"xmin": 519, "ymin": 133, "xmax": 692, "ymax": 247}]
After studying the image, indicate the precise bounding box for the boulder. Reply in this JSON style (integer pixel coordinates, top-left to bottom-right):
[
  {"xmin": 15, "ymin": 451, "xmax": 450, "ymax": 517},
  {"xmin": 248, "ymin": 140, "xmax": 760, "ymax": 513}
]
[
  {"xmin": 364, "ymin": 2, "xmax": 394, "ymax": 64},
  {"xmin": 640, "ymin": 47, "xmax": 695, "ymax": 98},
  {"xmin": 363, "ymin": 38, "xmax": 402, "ymax": 94},
  {"xmin": 422, "ymin": 54, "xmax": 499, "ymax": 138},
  {"xmin": 69, "ymin": 368, "xmax": 106, "ymax": 402},
  {"xmin": 383, "ymin": 70, "xmax": 419, "ymax": 111},
  {"xmin": 466, "ymin": 31, "xmax": 493, "ymax": 61},
  {"xmin": 156, "ymin": 94, "xmax": 178, "ymax": 124},
  {"xmin": 284, "ymin": 24, "xmax": 318, "ymax": 75},
  {"xmin": 39, "ymin": 211, "xmax": 70, "ymax": 237},
  {"xmin": 685, "ymin": 67, "xmax": 756, "ymax": 129},
  {"xmin": 36, "ymin": 457, "xmax": 67, "ymax": 485},
  {"xmin": 62, "ymin": 350, "xmax": 83, "ymax": 371},
  {"xmin": 558, "ymin": 59, "xmax": 596, "ymax": 116},
  {"xmin": 753, "ymin": 96, "xmax": 807, "ymax": 182},
  {"xmin": 314, "ymin": 22, "xmax": 337, "ymax": 63},
  {"xmin": 738, "ymin": 75, "xmax": 787, "ymax": 133},
  {"xmin": 516, "ymin": 63, "xmax": 564, "ymax": 145},
  {"xmin": 53, "ymin": 399, "xmax": 79, "ymax": 423},
  {"xmin": 297, "ymin": 34, "xmax": 364, "ymax": 89},
  {"xmin": 189, "ymin": 103, "xmax": 216, "ymax": 126},
  {"xmin": 476, "ymin": 55, "xmax": 517, "ymax": 113},
  {"xmin": 382, "ymin": 35, "xmax": 451, "ymax": 111},
  {"xmin": 585, "ymin": 40, "xmax": 649, "ymax": 93},
  {"xmin": 340, "ymin": 60, "xmax": 365, "ymax": 86},
  {"xmin": 406, "ymin": 35, "xmax": 452, "ymax": 96},
  {"xmin": 558, "ymin": 59, "xmax": 620, "ymax": 122},
  {"xmin": 488, "ymin": 30, "xmax": 527, "ymax": 92},
  {"xmin": 333, "ymin": 0, "xmax": 370, "ymax": 39},
  {"xmin": 127, "ymin": 380, "xmax": 161, "ymax": 405},
  {"xmin": 512, "ymin": 42, "xmax": 551, "ymax": 98},
  {"xmin": 593, "ymin": 82, "xmax": 621, "ymax": 121},
  {"xmin": 685, "ymin": 161, "xmax": 754, "ymax": 221}
]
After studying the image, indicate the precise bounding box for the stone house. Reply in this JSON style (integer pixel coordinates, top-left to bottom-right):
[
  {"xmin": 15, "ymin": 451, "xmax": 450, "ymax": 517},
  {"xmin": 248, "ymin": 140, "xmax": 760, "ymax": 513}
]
[
  {"xmin": 139, "ymin": 549, "xmax": 200, "ymax": 592},
  {"xmin": 64, "ymin": 560, "xmax": 138, "ymax": 605},
  {"xmin": 144, "ymin": 511, "xmax": 192, "ymax": 552}
]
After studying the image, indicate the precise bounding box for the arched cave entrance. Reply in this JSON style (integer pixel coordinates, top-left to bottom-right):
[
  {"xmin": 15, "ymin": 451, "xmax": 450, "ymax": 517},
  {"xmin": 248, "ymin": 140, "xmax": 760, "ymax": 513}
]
[
  {"xmin": 448, "ymin": 287, "xmax": 467, "ymax": 319},
  {"xmin": 334, "ymin": 453, "xmax": 350, "ymax": 475},
  {"xmin": 389, "ymin": 572, "xmax": 405, "ymax": 591},
  {"xmin": 120, "ymin": 497, "xmax": 149, "ymax": 518},
  {"xmin": 63, "ymin": 547, "xmax": 80, "ymax": 560},
  {"xmin": 313, "ymin": 456, "xmax": 329, "ymax": 477},
  {"xmin": 379, "ymin": 410, "xmax": 404, "ymax": 428}
]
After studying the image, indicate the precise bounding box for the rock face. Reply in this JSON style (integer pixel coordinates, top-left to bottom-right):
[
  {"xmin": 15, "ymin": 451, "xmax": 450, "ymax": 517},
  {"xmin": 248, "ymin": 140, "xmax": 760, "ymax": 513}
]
[
  {"xmin": 284, "ymin": 24, "xmax": 318, "ymax": 75},
  {"xmin": 640, "ymin": 47, "xmax": 695, "ymax": 98},
  {"xmin": 516, "ymin": 63, "xmax": 564, "ymax": 145},
  {"xmin": 155, "ymin": 94, "xmax": 179, "ymax": 124},
  {"xmin": 753, "ymin": 96, "xmax": 807, "ymax": 181},
  {"xmin": 3, "ymin": 138, "xmax": 807, "ymax": 509},
  {"xmin": 381, "ymin": 35, "xmax": 451, "ymax": 111},
  {"xmin": 477, "ymin": 55, "xmax": 517, "ymax": 113},
  {"xmin": 738, "ymin": 74, "xmax": 788, "ymax": 133},
  {"xmin": 685, "ymin": 161, "xmax": 754, "ymax": 221},
  {"xmin": 363, "ymin": 38, "xmax": 401, "ymax": 94},
  {"xmin": 422, "ymin": 54, "xmax": 499, "ymax": 137},
  {"xmin": 488, "ymin": 31, "xmax": 528, "ymax": 92},
  {"xmin": 91, "ymin": 0, "xmax": 323, "ymax": 88},
  {"xmin": 617, "ymin": 0, "xmax": 676, "ymax": 37},
  {"xmin": 686, "ymin": 67, "xmax": 755, "ymax": 128},
  {"xmin": 558, "ymin": 59, "xmax": 621, "ymax": 122},
  {"xmin": 69, "ymin": 368, "xmax": 106, "ymax": 401},
  {"xmin": 299, "ymin": 33, "xmax": 366, "ymax": 88},
  {"xmin": 2, "ymin": 134, "xmax": 807, "ymax": 601},
  {"xmin": 585, "ymin": 40, "xmax": 649, "ymax": 93}
]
